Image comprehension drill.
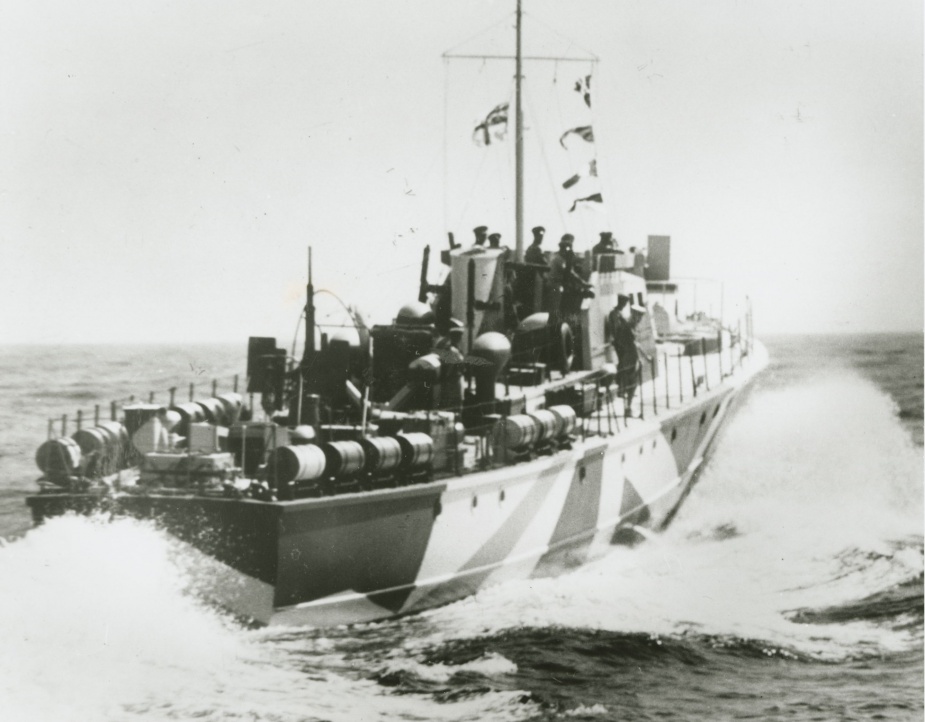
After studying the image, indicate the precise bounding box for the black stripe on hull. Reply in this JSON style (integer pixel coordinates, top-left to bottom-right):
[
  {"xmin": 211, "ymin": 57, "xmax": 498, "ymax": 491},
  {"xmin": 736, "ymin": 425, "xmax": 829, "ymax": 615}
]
[{"xmin": 275, "ymin": 486, "xmax": 445, "ymax": 611}]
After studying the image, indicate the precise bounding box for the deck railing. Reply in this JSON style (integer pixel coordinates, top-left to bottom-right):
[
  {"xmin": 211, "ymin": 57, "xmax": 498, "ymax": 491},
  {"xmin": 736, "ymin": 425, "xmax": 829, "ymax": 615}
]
[{"xmin": 42, "ymin": 304, "xmax": 754, "ymax": 486}]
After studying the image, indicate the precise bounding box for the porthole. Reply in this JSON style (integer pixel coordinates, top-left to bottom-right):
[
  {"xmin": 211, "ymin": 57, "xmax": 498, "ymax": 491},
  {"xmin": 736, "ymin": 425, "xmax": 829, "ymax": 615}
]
[
  {"xmin": 472, "ymin": 495, "xmax": 478, "ymax": 508},
  {"xmin": 699, "ymin": 412, "xmax": 707, "ymax": 425},
  {"xmin": 499, "ymin": 489, "xmax": 506, "ymax": 502},
  {"xmin": 671, "ymin": 428, "xmax": 678, "ymax": 442},
  {"xmin": 639, "ymin": 445, "xmax": 644, "ymax": 455},
  {"xmin": 652, "ymin": 439, "xmax": 657, "ymax": 449},
  {"xmin": 621, "ymin": 453, "xmax": 626, "ymax": 463},
  {"xmin": 579, "ymin": 466, "xmax": 587, "ymax": 482}
]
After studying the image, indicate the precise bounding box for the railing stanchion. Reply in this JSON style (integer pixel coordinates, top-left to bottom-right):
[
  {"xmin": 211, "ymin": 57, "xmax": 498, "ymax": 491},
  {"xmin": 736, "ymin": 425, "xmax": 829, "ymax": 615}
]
[
  {"xmin": 701, "ymin": 338, "xmax": 709, "ymax": 391},
  {"xmin": 737, "ymin": 318, "xmax": 743, "ymax": 368},
  {"xmin": 650, "ymin": 357, "xmax": 658, "ymax": 415},
  {"xmin": 690, "ymin": 353, "xmax": 697, "ymax": 398},
  {"xmin": 664, "ymin": 353, "xmax": 670, "ymax": 409},
  {"xmin": 637, "ymin": 364, "xmax": 644, "ymax": 421},
  {"xmin": 678, "ymin": 353, "xmax": 684, "ymax": 403}
]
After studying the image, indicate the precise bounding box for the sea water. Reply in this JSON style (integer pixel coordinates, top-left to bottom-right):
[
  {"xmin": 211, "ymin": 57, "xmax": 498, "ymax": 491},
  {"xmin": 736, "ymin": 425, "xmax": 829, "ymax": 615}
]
[{"xmin": 0, "ymin": 334, "xmax": 920, "ymax": 721}]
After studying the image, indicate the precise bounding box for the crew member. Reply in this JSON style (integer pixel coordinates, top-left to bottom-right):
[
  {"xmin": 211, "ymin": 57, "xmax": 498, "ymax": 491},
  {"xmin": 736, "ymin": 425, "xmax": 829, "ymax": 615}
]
[
  {"xmin": 550, "ymin": 235, "xmax": 593, "ymax": 301},
  {"xmin": 629, "ymin": 246, "xmax": 647, "ymax": 277},
  {"xmin": 434, "ymin": 323, "xmax": 465, "ymax": 409},
  {"xmin": 548, "ymin": 235, "xmax": 593, "ymax": 365},
  {"xmin": 592, "ymin": 231, "xmax": 617, "ymax": 254},
  {"xmin": 525, "ymin": 226, "xmax": 546, "ymax": 265},
  {"xmin": 473, "ymin": 225, "xmax": 488, "ymax": 247},
  {"xmin": 608, "ymin": 294, "xmax": 643, "ymax": 417}
]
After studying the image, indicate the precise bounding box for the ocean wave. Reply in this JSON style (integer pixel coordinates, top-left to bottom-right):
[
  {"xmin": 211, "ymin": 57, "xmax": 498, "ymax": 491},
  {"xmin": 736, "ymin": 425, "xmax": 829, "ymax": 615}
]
[
  {"xmin": 0, "ymin": 515, "xmax": 538, "ymax": 722},
  {"xmin": 788, "ymin": 574, "xmax": 924, "ymax": 627},
  {"xmin": 406, "ymin": 369, "xmax": 923, "ymax": 666}
]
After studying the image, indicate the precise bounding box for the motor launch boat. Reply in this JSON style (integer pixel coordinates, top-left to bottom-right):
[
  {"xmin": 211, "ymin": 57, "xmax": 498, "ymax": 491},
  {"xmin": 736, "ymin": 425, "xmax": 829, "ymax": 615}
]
[{"xmin": 26, "ymin": 2, "xmax": 767, "ymax": 626}]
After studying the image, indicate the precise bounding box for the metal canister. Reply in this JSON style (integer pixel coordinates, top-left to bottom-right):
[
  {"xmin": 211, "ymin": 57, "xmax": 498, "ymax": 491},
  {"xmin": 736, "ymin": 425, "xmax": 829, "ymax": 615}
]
[
  {"xmin": 530, "ymin": 409, "xmax": 559, "ymax": 443},
  {"xmin": 322, "ymin": 440, "xmax": 366, "ymax": 478},
  {"xmin": 72, "ymin": 421, "xmax": 127, "ymax": 475},
  {"xmin": 170, "ymin": 402, "xmax": 205, "ymax": 435},
  {"xmin": 498, "ymin": 414, "xmax": 540, "ymax": 450},
  {"xmin": 396, "ymin": 432, "xmax": 434, "ymax": 470},
  {"xmin": 548, "ymin": 405, "xmax": 577, "ymax": 438},
  {"xmin": 268, "ymin": 444, "xmax": 327, "ymax": 483},
  {"xmin": 93, "ymin": 420, "xmax": 128, "ymax": 446},
  {"xmin": 35, "ymin": 437, "xmax": 82, "ymax": 478},
  {"xmin": 216, "ymin": 393, "xmax": 244, "ymax": 425},
  {"xmin": 360, "ymin": 436, "xmax": 403, "ymax": 473},
  {"xmin": 196, "ymin": 398, "xmax": 227, "ymax": 426}
]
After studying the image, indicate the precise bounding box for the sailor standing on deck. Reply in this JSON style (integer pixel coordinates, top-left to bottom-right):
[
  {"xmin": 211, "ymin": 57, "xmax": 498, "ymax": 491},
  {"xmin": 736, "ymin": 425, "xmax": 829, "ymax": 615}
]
[
  {"xmin": 547, "ymin": 234, "xmax": 574, "ymax": 330},
  {"xmin": 548, "ymin": 234, "xmax": 594, "ymax": 369},
  {"xmin": 473, "ymin": 225, "xmax": 488, "ymax": 247},
  {"xmin": 525, "ymin": 226, "xmax": 546, "ymax": 265},
  {"xmin": 549, "ymin": 234, "xmax": 575, "ymax": 287},
  {"xmin": 608, "ymin": 294, "xmax": 643, "ymax": 417},
  {"xmin": 592, "ymin": 231, "xmax": 617, "ymax": 255},
  {"xmin": 488, "ymin": 232, "xmax": 508, "ymax": 252}
]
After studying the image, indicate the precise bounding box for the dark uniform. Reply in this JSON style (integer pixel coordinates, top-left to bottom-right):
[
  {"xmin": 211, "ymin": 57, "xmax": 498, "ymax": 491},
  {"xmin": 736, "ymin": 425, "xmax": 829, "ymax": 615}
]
[
  {"xmin": 608, "ymin": 295, "xmax": 641, "ymax": 415},
  {"xmin": 435, "ymin": 327, "xmax": 465, "ymax": 409},
  {"xmin": 525, "ymin": 226, "xmax": 546, "ymax": 265},
  {"xmin": 592, "ymin": 231, "xmax": 617, "ymax": 255}
]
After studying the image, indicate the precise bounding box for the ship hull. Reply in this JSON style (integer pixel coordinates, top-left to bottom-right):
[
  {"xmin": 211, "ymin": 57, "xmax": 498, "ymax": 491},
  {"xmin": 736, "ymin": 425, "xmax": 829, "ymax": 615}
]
[{"xmin": 27, "ymin": 368, "xmax": 756, "ymax": 627}]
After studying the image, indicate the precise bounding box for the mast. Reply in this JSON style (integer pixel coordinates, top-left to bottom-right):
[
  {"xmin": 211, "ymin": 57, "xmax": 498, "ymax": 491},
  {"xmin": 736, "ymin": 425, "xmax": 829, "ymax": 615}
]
[
  {"xmin": 442, "ymin": 6, "xmax": 595, "ymax": 251},
  {"xmin": 514, "ymin": 0, "xmax": 524, "ymax": 262},
  {"xmin": 302, "ymin": 247, "xmax": 315, "ymax": 364}
]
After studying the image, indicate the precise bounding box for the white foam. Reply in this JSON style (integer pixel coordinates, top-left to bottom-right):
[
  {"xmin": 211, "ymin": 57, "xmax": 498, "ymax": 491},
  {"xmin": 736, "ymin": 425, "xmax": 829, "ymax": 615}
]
[
  {"xmin": 0, "ymin": 515, "xmax": 536, "ymax": 722},
  {"xmin": 565, "ymin": 704, "xmax": 609, "ymax": 717},
  {"xmin": 422, "ymin": 369, "xmax": 923, "ymax": 661},
  {"xmin": 379, "ymin": 651, "xmax": 518, "ymax": 684}
]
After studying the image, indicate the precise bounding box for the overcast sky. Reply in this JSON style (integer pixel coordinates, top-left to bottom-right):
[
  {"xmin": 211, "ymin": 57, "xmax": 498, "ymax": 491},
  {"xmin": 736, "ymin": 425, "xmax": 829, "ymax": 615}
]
[{"xmin": 1, "ymin": 0, "xmax": 921, "ymax": 344}]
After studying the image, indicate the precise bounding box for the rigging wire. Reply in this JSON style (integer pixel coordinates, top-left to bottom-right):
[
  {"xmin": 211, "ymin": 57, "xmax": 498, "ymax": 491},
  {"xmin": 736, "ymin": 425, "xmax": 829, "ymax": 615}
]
[
  {"xmin": 443, "ymin": 11, "xmax": 516, "ymax": 58},
  {"xmin": 290, "ymin": 289, "xmax": 370, "ymax": 360},
  {"xmin": 443, "ymin": 56, "xmax": 449, "ymax": 236},
  {"xmin": 523, "ymin": 79, "xmax": 567, "ymax": 231},
  {"xmin": 548, "ymin": 58, "xmax": 608, "ymax": 240},
  {"xmin": 524, "ymin": 10, "xmax": 599, "ymax": 62},
  {"xmin": 290, "ymin": 310, "xmax": 306, "ymax": 360}
]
